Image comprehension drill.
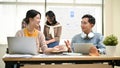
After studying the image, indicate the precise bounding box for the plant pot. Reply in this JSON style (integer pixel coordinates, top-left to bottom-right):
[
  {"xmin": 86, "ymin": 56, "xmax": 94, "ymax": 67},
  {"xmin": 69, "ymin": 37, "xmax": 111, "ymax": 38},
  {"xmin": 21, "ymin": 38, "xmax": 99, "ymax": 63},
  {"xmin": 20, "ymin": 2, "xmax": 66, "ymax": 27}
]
[{"xmin": 106, "ymin": 46, "xmax": 116, "ymax": 56}]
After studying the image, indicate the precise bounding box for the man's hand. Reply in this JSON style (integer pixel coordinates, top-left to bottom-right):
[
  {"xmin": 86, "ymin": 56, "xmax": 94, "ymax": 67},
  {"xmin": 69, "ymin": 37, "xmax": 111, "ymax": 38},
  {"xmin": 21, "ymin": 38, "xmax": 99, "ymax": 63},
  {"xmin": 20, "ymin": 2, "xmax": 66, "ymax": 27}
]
[
  {"xmin": 64, "ymin": 40, "xmax": 72, "ymax": 52},
  {"xmin": 89, "ymin": 46, "xmax": 100, "ymax": 56}
]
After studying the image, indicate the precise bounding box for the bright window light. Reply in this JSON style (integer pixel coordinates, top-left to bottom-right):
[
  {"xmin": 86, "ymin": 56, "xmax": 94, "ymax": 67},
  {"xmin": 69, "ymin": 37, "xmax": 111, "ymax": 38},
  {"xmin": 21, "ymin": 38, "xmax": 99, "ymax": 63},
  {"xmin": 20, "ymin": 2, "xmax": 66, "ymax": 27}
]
[{"xmin": 0, "ymin": 0, "xmax": 103, "ymax": 44}]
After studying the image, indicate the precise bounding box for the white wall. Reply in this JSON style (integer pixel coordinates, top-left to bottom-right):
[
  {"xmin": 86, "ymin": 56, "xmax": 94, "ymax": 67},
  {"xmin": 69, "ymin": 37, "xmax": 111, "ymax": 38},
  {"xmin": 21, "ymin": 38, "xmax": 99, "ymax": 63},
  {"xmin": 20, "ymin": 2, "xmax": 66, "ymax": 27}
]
[
  {"xmin": 0, "ymin": 44, "xmax": 7, "ymax": 68},
  {"xmin": 104, "ymin": 0, "xmax": 120, "ymax": 56}
]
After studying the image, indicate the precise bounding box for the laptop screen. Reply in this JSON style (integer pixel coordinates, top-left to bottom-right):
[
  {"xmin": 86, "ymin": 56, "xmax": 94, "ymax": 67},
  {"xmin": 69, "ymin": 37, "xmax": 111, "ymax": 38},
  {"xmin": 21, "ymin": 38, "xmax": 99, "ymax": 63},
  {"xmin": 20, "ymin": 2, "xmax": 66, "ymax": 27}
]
[
  {"xmin": 7, "ymin": 37, "xmax": 38, "ymax": 55},
  {"xmin": 73, "ymin": 43, "xmax": 93, "ymax": 54}
]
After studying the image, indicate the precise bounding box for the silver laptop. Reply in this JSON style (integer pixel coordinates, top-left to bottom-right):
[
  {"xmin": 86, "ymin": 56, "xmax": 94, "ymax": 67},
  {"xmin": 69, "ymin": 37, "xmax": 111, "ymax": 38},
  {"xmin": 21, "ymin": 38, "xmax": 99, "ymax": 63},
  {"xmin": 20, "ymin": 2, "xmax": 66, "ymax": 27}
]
[
  {"xmin": 73, "ymin": 43, "xmax": 93, "ymax": 54},
  {"xmin": 7, "ymin": 37, "xmax": 38, "ymax": 55}
]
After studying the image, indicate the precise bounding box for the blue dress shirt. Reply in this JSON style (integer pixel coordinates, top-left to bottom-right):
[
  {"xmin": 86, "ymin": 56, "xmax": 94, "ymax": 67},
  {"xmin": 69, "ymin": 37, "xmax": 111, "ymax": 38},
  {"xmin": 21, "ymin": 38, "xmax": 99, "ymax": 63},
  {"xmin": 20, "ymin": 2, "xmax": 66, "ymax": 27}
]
[{"xmin": 71, "ymin": 33, "xmax": 106, "ymax": 54}]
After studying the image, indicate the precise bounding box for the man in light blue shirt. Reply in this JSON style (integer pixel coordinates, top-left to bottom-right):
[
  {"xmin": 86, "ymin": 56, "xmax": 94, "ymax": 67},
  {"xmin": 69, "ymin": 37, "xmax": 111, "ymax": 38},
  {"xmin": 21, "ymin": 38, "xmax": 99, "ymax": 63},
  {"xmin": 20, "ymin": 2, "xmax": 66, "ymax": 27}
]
[{"xmin": 65, "ymin": 14, "xmax": 106, "ymax": 55}]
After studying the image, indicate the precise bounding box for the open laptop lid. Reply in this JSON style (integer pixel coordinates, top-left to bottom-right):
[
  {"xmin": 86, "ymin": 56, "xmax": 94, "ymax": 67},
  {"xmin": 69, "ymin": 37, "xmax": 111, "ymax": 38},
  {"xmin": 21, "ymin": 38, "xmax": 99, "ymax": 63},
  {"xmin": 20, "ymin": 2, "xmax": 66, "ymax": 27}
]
[
  {"xmin": 7, "ymin": 37, "xmax": 38, "ymax": 55},
  {"xmin": 73, "ymin": 43, "xmax": 93, "ymax": 54}
]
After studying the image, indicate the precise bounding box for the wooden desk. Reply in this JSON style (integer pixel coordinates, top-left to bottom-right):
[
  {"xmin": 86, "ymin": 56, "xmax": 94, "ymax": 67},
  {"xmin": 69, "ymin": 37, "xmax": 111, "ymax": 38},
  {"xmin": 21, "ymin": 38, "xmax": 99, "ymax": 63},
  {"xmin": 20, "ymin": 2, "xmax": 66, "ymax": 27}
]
[{"xmin": 2, "ymin": 54, "xmax": 120, "ymax": 68}]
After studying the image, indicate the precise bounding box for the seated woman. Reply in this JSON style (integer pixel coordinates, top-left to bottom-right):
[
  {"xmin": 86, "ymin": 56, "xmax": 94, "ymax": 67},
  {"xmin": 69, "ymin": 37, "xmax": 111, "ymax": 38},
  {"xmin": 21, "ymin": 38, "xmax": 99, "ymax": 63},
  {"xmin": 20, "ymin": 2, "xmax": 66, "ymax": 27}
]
[
  {"xmin": 16, "ymin": 9, "xmax": 64, "ymax": 53},
  {"xmin": 44, "ymin": 11, "xmax": 62, "ymax": 48}
]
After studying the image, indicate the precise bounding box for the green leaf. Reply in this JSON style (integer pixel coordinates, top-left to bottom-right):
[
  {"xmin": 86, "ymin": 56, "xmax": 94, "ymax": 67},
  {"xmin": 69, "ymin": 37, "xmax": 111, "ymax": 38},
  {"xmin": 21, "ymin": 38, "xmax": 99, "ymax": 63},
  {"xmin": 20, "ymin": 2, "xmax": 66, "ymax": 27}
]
[{"xmin": 103, "ymin": 34, "xmax": 118, "ymax": 46}]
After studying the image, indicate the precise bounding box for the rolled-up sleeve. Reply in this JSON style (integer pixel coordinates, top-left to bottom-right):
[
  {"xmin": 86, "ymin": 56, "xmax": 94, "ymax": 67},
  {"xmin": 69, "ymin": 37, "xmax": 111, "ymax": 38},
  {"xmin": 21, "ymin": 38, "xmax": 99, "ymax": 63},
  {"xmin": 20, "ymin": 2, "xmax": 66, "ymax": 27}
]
[
  {"xmin": 54, "ymin": 26, "xmax": 62, "ymax": 41},
  {"xmin": 38, "ymin": 32, "xmax": 48, "ymax": 52},
  {"xmin": 15, "ymin": 30, "xmax": 24, "ymax": 37},
  {"xmin": 97, "ymin": 35, "xmax": 106, "ymax": 54}
]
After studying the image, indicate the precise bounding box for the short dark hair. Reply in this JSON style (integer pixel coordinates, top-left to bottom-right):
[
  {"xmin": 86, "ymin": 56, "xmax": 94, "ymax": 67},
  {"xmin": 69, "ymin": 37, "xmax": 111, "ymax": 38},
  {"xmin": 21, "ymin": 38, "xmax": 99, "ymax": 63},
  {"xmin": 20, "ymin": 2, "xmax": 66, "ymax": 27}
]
[
  {"xmin": 25, "ymin": 9, "xmax": 41, "ymax": 24},
  {"xmin": 82, "ymin": 14, "xmax": 95, "ymax": 25},
  {"xmin": 45, "ymin": 10, "xmax": 57, "ymax": 25}
]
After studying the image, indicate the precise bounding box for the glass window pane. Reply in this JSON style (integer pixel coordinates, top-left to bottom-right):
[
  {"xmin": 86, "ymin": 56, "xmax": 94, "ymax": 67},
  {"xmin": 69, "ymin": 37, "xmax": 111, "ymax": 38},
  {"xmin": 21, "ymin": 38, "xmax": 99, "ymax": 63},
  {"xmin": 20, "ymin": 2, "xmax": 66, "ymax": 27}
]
[
  {"xmin": 0, "ymin": 0, "xmax": 15, "ymax": 2},
  {"xmin": 76, "ymin": 6, "xmax": 102, "ymax": 34},
  {"xmin": 75, "ymin": 0, "xmax": 102, "ymax": 4},
  {"xmin": 47, "ymin": 6, "xmax": 102, "ymax": 41},
  {"xmin": 47, "ymin": 0, "xmax": 73, "ymax": 3},
  {"xmin": 0, "ymin": 5, "xmax": 16, "ymax": 44},
  {"xmin": 17, "ymin": 5, "xmax": 45, "ymax": 31},
  {"xmin": 0, "ymin": 0, "xmax": 103, "ymax": 44},
  {"xmin": 0, "ymin": 5, "xmax": 45, "ymax": 44},
  {"xmin": 17, "ymin": 0, "xmax": 45, "ymax": 2}
]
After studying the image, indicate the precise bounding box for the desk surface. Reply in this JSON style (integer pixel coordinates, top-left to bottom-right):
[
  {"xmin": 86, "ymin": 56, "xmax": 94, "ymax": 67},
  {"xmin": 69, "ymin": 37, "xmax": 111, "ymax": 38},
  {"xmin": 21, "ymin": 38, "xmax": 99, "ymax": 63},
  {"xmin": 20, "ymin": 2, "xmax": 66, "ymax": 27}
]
[{"xmin": 2, "ymin": 54, "xmax": 120, "ymax": 61}]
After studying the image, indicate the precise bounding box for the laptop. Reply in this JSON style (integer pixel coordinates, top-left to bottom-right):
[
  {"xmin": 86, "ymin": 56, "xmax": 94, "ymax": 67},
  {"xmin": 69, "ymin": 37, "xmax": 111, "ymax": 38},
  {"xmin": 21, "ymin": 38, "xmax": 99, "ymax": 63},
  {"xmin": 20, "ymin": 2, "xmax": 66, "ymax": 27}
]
[
  {"xmin": 73, "ymin": 43, "xmax": 93, "ymax": 55},
  {"xmin": 7, "ymin": 37, "xmax": 38, "ymax": 55}
]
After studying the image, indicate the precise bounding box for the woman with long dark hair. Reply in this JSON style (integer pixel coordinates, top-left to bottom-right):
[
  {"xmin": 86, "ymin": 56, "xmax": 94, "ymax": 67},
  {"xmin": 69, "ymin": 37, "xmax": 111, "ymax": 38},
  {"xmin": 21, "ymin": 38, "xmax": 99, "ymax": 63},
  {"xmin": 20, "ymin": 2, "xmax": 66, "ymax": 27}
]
[{"xmin": 44, "ymin": 10, "xmax": 62, "ymax": 48}]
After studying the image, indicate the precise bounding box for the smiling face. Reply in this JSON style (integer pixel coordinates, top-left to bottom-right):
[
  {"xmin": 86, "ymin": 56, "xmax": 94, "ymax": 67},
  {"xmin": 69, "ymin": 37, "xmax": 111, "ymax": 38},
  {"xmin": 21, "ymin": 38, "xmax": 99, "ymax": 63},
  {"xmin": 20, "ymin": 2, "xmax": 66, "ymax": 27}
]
[
  {"xmin": 81, "ymin": 18, "xmax": 94, "ymax": 34},
  {"xmin": 29, "ymin": 14, "xmax": 41, "ymax": 28},
  {"xmin": 46, "ymin": 15, "xmax": 54, "ymax": 24}
]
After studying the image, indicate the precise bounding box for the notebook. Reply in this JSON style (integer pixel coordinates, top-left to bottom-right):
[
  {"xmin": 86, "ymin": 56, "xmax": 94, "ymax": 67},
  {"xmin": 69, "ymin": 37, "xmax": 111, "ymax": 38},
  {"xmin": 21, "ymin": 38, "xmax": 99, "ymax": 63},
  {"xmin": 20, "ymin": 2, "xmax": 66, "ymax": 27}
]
[
  {"xmin": 7, "ymin": 37, "xmax": 38, "ymax": 55},
  {"xmin": 73, "ymin": 43, "xmax": 93, "ymax": 54}
]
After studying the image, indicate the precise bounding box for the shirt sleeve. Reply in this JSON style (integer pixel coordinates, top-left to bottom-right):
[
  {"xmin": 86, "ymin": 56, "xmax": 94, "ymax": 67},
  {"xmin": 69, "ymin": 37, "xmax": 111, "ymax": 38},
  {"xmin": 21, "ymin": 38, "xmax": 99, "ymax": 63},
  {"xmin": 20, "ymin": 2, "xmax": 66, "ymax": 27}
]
[
  {"xmin": 97, "ymin": 35, "xmax": 106, "ymax": 54},
  {"xmin": 38, "ymin": 32, "xmax": 48, "ymax": 52},
  {"xmin": 15, "ymin": 30, "xmax": 24, "ymax": 37},
  {"xmin": 54, "ymin": 26, "xmax": 62, "ymax": 41},
  {"xmin": 71, "ymin": 36, "xmax": 76, "ymax": 52}
]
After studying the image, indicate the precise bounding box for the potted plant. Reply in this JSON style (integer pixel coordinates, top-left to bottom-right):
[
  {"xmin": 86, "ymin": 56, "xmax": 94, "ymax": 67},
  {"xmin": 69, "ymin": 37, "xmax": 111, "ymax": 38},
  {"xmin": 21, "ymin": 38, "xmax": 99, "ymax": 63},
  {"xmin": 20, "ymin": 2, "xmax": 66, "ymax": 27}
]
[
  {"xmin": 103, "ymin": 34, "xmax": 118, "ymax": 46},
  {"xmin": 103, "ymin": 34, "xmax": 118, "ymax": 56}
]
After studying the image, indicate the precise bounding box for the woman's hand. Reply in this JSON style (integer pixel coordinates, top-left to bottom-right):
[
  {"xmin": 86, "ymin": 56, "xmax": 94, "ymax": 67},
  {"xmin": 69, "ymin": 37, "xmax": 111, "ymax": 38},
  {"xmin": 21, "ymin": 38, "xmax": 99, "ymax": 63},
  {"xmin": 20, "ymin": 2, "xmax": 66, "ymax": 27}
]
[
  {"xmin": 53, "ymin": 45, "xmax": 66, "ymax": 52},
  {"xmin": 46, "ymin": 40, "xmax": 50, "ymax": 44},
  {"xmin": 46, "ymin": 38, "xmax": 56, "ymax": 44}
]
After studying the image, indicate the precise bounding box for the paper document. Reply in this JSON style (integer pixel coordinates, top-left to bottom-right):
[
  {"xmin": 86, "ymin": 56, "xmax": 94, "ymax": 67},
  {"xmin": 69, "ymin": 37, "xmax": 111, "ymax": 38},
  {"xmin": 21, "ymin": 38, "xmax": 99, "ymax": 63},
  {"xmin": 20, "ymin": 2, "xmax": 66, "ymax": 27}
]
[
  {"xmin": 62, "ymin": 53, "xmax": 82, "ymax": 56},
  {"xmin": 3, "ymin": 54, "xmax": 33, "ymax": 58}
]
